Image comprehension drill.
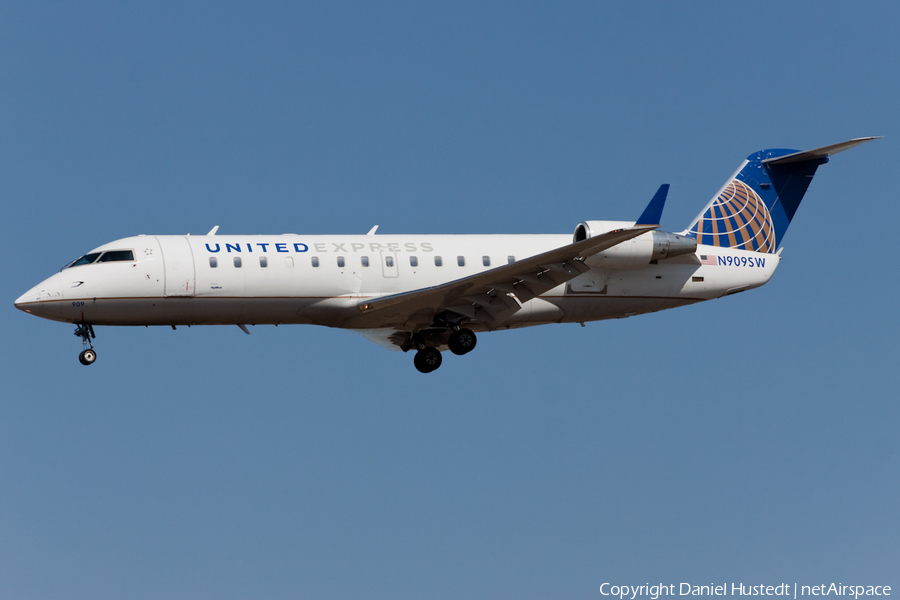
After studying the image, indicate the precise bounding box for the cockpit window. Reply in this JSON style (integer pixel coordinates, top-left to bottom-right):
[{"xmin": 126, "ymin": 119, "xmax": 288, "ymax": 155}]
[
  {"xmin": 62, "ymin": 252, "xmax": 102, "ymax": 270},
  {"xmin": 61, "ymin": 249, "xmax": 135, "ymax": 270},
  {"xmin": 97, "ymin": 250, "xmax": 135, "ymax": 263}
]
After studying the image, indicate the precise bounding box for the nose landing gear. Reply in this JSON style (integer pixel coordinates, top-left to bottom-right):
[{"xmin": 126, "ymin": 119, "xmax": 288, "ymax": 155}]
[
  {"xmin": 79, "ymin": 348, "xmax": 97, "ymax": 365},
  {"xmin": 74, "ymin": 323, "xmax": 97, "ymax": 366}
]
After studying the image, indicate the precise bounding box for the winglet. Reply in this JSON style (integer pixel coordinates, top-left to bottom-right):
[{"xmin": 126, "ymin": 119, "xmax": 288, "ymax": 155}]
[{"xmin": 635, "ymin": 184, "xmax": 669, "ymax": 227}]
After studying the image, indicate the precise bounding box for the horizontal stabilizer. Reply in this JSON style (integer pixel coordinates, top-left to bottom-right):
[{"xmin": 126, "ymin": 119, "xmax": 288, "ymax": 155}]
[{"xmin": 762, "ymin": 137, "xmax": 880, "ymax": 165}]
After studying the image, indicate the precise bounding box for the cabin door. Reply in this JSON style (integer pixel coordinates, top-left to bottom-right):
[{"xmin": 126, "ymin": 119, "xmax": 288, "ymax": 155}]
[{"xmin": 156, "ymin": 236, "xmax": 196, "ymax": 297}]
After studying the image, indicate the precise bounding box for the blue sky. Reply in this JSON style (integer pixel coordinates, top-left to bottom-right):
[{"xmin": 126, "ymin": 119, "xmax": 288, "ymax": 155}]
[{"xmin": 2, "ymin": 2, "xmax": 897, "ymax": 598}]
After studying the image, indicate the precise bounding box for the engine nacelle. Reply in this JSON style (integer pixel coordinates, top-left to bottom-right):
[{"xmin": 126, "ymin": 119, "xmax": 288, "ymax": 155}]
[{"xmin": 573, "ymin": 220, "xmax": 697, "ymax": 268}]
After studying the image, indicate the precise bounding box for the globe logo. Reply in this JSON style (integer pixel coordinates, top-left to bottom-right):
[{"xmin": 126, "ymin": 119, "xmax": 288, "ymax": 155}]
[{"xmin": 691, "ymin": 179, "xmax": 775, "ymax": 253}]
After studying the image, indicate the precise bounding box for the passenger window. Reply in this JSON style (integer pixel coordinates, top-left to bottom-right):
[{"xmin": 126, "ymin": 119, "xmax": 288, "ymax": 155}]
[
  {"xmin": 233, "ymin": 257, "xmax": 242, "ymax": 268},
  {"xmin": 97, "ymin": 250, "xmax": 135, "ymax": 263},
  {"xmin": 337, "ymin": 256, "xmax": 345, "ymax": 268},
  {"xmin": 285, "ymin": 257, "xmax": 294, "ymax": 267},
  {"xmin": 311, "ymin": 257, "xmax": 319, "ymax": 267},
  {"xmin": 410, "ymin": 256, "xmax": 418, "ymax": 267},
  {"xmin": 457, "ymin": 256, "xmax": 465, "ymax": 267},
  {"xmin": 482, "ymin": 256, "xmax": 490, "ymax": 267},
  {"xmin": 361, "ymin": 256, "xmax": 370, "ymax": 267},
  {"xmin": 508, "ymin": 255, "xmax": 516, "ymax": 264},
  {"xmin": 259, "ymin": 257, "xmax": 268, "ymax": 268},
  {"xmin": 386, "ymin": 256, "xmax": 394, "ymax": 267},
  {"xmin": 209, "ymin": 257, "xmax": 218, "ymax": 268},
  {"xmin": 434, "ymin": 256, "xmax": 443, "ymax": 267}
]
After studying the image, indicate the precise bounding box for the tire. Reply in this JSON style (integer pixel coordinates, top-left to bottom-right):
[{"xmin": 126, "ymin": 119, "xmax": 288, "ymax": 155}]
[
  {"xmin": 414, "ymin": 347, "xmax": 442, "ymax": 373},
  {"xmin": 79, "ymin": 349, "xmax": 97, "ymax": 366},
  {"xmin": 448, "ymin": 328, "xmax": 477, "ymax": 355}
]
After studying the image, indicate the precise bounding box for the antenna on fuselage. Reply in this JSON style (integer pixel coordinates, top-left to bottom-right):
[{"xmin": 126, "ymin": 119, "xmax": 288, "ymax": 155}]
[
  {"xmin": 207, "ymin": 225, "xmax": 220, "ymax": 236},
  {"xmin": 366, "ymin": 225, "xmax": 378, "ymax": 236}
]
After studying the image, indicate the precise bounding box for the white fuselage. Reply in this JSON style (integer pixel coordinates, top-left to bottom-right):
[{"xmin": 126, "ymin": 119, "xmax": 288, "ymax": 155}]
[{"xmin": 16, "ymin": 231, "xmax": 779, "ymax": 334}]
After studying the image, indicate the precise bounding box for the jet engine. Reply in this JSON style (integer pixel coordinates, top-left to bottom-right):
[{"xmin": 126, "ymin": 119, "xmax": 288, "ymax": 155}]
[{"xmin": 573, "ymin": 220, "xmax": 697, "ymax": 268}]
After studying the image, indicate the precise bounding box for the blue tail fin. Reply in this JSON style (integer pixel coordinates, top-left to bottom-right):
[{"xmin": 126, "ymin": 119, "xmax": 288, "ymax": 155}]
[{"xmin": 685, "ymin": 137, "xmax": 878, "ymax": 253}]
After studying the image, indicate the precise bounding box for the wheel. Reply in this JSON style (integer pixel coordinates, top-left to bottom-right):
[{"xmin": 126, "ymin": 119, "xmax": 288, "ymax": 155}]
[
  {"xmin": 413, "ymin": 347, "xmax": 442, "ymax": 373},
  {"xmin": 448, "ymin": 328, "xmax": 477, "ymax": 355},
  {"xmin": 79, "ymin": 349, "xmax": 97, "ymax": 366}
]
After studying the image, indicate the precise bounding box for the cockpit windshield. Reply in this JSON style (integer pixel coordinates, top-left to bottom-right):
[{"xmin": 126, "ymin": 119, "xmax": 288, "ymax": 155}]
[
  {"xmin": 61, "ymin": 252, "xmax": 102, "ymax": 270},
  {"xmin": 61, "ymin": 249, "xmax": 134, "ymax": 271}
]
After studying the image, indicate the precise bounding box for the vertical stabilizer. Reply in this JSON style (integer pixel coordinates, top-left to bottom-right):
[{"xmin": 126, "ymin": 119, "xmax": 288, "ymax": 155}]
[{"xmin": 685, "ymin": 137, "xmax": 878, "ymax": 252}]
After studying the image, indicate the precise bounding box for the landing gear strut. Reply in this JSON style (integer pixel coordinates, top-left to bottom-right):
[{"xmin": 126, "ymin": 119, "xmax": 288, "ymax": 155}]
[
  {"xmin": 74, "ymin": 323, "xmax": 97, "ymax": 366},
  {"xmin": 414, "ymin": 347, "xmax": 442, "ymax": 373}
]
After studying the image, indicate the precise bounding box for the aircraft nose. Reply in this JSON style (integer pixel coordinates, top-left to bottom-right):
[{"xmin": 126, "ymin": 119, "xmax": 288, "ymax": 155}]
[
  {"xmin": 14, "ymin": 286, "xmax": 41, "ymax": 314},
  {"xmin": 15, "ymin": 274, "xmax": 62, "ymax": 316}
]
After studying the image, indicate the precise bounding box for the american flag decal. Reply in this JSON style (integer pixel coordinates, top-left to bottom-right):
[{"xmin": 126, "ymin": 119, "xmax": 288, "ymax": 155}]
[{"xmin": 700, "ymin": 254, "xmax": 718, "ymax": 265}]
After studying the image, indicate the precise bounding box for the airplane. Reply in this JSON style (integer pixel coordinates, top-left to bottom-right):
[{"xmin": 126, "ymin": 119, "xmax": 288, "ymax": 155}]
[{"xmin": 15, "ymin": 137, "xmax": 878, "ymax": 373}]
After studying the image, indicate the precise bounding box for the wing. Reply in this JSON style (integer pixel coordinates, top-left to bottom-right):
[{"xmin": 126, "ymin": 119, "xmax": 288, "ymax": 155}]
[{"xmin": 351, "ymin": 185, "xmax": 669, "ymax": 331}]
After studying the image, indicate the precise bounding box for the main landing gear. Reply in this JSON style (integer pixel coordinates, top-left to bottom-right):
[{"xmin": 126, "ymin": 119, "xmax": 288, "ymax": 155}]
[
  {"xmin": 413, "ymin": 347, "xmax": 442, "ymax": 373},
  {"xmin": 74, "ymin": 323, "xmax": 97, "ymax": 366},
  {"xmin": 412, "ymin": 327, "xmax": 477, "ymax": 373},
  {"xmin": 448, "ymin": 328, "xmax": 477, "ymax": 356}
]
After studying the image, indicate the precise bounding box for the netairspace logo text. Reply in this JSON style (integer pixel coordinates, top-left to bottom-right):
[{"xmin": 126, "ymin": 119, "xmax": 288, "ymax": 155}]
[{"xmin": 600, "ymin": 584, "xmax": 891, "ymax": 600}]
